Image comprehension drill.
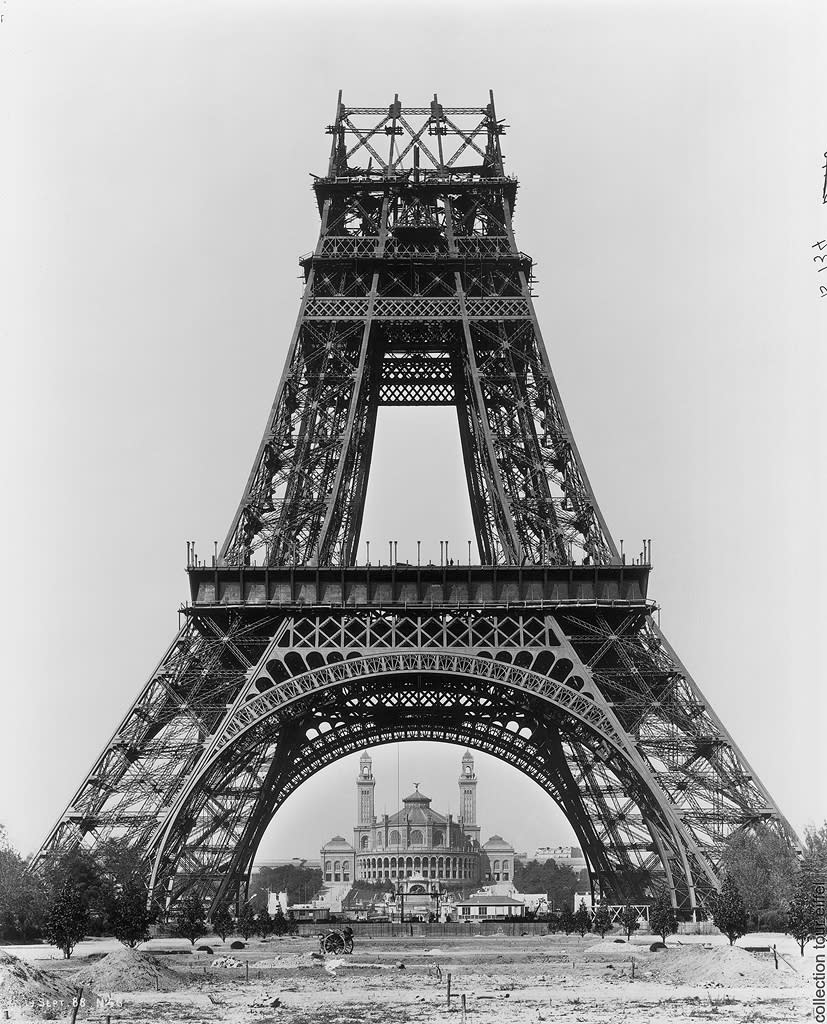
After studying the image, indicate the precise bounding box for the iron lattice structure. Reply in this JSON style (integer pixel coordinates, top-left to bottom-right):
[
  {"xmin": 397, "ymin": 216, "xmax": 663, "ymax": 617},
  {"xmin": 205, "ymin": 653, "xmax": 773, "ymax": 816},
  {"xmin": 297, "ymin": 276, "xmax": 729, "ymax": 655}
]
[{"xmin": 34, "ymin": 94, "xmax": 795, "ymax": 918}]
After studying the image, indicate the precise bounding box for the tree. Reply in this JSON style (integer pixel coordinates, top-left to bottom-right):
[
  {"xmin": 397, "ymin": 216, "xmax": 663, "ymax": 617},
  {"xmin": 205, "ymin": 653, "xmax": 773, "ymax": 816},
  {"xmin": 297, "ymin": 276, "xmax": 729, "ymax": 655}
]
[
  {"xmin": 721, "ymin": 826, "xmax": 797, "ymax": 930},
  {"xmin": 249, "ymin": 864, "xmax": 323, "ymax": 909},
  {"xmin": 110, "ymin": 881, "xmax": 152, "ymax": 948},
  {"xmin": 176, "ymin": 893, "xmax": 206, "ymax": 946},
  {"xmin": 45, "ymin": 880, "xmax": 89, "ymax": 958},
  {"xmin": 559, "ymin": 904, "xmax": 575, "ymax": 935},
  {"xmin": 44, "ymin": 849, "xmax": 106, "ymax": 931},
  {"xmin": 513, "ymin": 859, "xmax": 580, "ymax": 911},
  {"xmin": 648, "ymin": 885, "xmax": 678, "ymax": 945},
  {"xmin": 0, "ymin": 830, "xmax": 48, "ymax": 941},
  {"xmin": 711, "ymin": 874, "xmax": 748, "ymax": 946},
  {"xmin": 573, "ymin": 900, "xmax": 591, "ymax": 938},
  {"xmin": 593, "ymin": 903, "xmax": 612, "ymax": 939},
  {"xmin": 618, "ymin": 904, "xmax": 640, "ymax": 941},
  {"xmin": 801, "ymin": 822, "xmax": 827, "ymax": 890},
  {"xmin": 237, "ymin": 902, "xmax": 257, "ymax": 940},
  {"xmin": 272, "ymin": 904, "xmax": 289, "ymax": 937},
  {"xmin": 787, "ymin": 876, "xmax": 822, "ymax": 956},
  {"xmin": 256, "ymin": 906, "xmax": 272, "ymax": 939},
  {"xmin": 212, "ymin": 904, "xmax": 233, "ymax": 942}
]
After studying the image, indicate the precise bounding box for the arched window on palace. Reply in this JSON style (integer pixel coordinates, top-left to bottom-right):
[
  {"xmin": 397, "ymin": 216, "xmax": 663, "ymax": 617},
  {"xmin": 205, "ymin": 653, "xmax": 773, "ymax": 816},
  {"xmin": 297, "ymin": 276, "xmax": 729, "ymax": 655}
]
[
  {"xmin": 410, "ymin": 829, "xmax": 423, "ymax": 845},
  {"xmin": 389, "ymin": 830, "xmax": 401, "ymax": 846},
  {"xmin": 360, "ymin": 835, "xmax": 369, "ymax": 849}
]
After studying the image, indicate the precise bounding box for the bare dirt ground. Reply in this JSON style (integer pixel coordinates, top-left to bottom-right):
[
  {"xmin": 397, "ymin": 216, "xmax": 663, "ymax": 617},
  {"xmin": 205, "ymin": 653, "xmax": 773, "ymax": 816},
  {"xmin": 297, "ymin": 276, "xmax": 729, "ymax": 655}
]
[{"xmin": 0, "ymin": 932, "xmax": 812, "ymax": 1023}]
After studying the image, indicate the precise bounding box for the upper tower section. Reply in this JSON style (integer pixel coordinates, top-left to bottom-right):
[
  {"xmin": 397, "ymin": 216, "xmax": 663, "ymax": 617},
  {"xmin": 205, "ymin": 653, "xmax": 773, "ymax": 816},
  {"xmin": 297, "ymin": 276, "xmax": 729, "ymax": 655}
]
[
  {"xmin": 219, "ymin": 91, "xmax": 618, "ymax": 571},
  {"xmin": 323, "ymin": 91, "xmax": 510, "ymax": 181},
  {"xmin": 308, "ymin": 90, "xmax": 522, "ymax": 269},
  {"xmin": 356, "ymin": 751, "xmax": 375, "ymax": 825}
]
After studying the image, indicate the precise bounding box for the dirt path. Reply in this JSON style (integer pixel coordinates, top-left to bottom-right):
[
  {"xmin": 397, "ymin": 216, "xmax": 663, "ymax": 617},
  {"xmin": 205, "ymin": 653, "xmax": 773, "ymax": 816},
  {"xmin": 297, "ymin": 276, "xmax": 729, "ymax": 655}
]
[{"xmin": 1, "ymin": 933, "xmax": 810, "ymax": 1022}]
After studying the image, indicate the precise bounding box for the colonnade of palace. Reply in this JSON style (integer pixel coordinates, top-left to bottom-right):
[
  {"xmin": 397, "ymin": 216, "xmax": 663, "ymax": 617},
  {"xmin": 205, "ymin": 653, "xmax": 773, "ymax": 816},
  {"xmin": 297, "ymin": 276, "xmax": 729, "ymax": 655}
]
[{"xmin": 357, "ymin": 854, "xmax": 475, "ymax": 881}]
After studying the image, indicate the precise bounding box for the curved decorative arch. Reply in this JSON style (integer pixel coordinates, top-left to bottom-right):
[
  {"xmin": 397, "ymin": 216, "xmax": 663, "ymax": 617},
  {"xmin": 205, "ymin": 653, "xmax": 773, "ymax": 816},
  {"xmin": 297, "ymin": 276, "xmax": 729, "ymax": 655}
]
[{"xmin": 147, "ymin": 654, "xmax": 717, "ymax": 916}]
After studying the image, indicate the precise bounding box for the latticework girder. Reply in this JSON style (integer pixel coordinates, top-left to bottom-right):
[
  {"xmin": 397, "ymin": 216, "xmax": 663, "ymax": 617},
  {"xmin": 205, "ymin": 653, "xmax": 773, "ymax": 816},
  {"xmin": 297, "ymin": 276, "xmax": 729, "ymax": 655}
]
[
  {"xmin": 35, "ymin": 586, "xmax": 794, "ymax": 918},
  {"xmin": 220, "ymin": 94, "xmax": 615, "ymax": 568},
  {"xmin": 33, "ymin": 94, "xmax": 796, "ymax": 921}
]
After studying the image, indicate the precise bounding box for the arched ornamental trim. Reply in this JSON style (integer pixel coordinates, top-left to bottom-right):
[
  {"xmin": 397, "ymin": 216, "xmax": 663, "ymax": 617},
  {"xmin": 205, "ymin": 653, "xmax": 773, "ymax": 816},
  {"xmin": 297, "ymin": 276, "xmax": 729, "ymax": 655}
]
[{"xmin": 146, "ymin": 648, "xmax": 721, "ymax": 915}]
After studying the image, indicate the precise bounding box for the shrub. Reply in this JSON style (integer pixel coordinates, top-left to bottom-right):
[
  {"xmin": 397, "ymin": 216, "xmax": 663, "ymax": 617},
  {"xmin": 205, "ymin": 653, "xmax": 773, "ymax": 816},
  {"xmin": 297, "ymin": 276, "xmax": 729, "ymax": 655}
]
[
  {"xmin": 237, "ymin": 903, "xmax": 257, "ymax": 940},
  {"xmin": 573, "ymin": 901, "xmax": 591, "ymax": 938},
  {"xmin": 176, "ymin": 893, "xmax": 207, "ymax": 946},
  {"xmin": 45, "ymin": 881, "xmax": 89, "ymax": 959},
  {"xmin": 710, "ymin": 875, "xmax": 748, "ymax": 946},
  {"xmin": 618, "ymin": 904, "xmax": 640, "ymax": 941},
  {"xmin": 110, "ymin": 881, "xmax": 153, "ymax": 949},
  {"xmin": 787, "ymin": 875, "xmax": 822, "ymax": 956},
  {"xmin": 648, "ymin": 885, "xmax": 678, "ymax": 945},
  {"xmin": 255, "ymin": 907, "xmax": 272, "ymax": 939},
  {"xmin": 211, "ymin": 904, "xmax": 233, "ymax": 943},
  {"xmin": 592, "ymin": 903, "xmax": 612, "ymax": 938},
  {"xmin": 272, "ymin": 904, "xmax": 289, "ymax": 937}
]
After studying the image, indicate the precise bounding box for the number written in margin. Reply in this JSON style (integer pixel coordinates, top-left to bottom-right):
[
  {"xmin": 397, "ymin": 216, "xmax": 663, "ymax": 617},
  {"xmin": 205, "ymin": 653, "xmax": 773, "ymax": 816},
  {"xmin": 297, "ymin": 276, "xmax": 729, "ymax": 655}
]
[{"xmin": 812, "ymin": 242, "xmax": 827, "ymax": 294}]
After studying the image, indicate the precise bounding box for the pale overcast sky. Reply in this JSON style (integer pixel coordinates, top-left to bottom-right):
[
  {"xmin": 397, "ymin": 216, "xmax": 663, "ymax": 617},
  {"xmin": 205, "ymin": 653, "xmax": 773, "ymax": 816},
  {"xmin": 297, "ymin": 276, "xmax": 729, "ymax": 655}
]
[{"xmin": 1, "ymin": 0, "xmax": 825, "ymax": 862}]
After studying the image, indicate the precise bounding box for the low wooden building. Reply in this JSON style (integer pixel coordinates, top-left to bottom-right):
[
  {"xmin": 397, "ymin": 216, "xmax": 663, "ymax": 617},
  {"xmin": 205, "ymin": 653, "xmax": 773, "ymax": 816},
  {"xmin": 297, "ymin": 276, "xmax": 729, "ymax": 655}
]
[{"xmin": 456, "ymin": 893, "xmax": 525, "ymax": 920}]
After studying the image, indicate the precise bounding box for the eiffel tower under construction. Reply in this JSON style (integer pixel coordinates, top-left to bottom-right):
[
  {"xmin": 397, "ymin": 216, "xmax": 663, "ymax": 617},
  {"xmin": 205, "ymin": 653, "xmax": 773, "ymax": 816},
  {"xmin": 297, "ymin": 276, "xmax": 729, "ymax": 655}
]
[{"xmin": 34, "ymin": 93, "xmax": 796, "ymax": 919}]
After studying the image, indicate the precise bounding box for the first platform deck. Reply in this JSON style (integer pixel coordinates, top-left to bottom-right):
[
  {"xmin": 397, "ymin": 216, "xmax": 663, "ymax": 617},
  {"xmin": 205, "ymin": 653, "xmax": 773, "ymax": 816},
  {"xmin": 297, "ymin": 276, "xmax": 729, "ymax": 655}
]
[{"xmin": 185, "ymin": 563, "xmax": 651, "ymax": 609}]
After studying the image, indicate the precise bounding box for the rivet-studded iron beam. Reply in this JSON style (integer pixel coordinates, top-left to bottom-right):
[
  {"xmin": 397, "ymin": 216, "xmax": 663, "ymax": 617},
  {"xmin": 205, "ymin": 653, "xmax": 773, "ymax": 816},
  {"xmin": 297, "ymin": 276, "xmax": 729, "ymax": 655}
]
[
  {"xmin": 32, "ymin": 95, "xmax": 797, "ymax": 921},
  {"xmin": 220, "ymin": 92, "xmax": 616, "ymax": 568}
]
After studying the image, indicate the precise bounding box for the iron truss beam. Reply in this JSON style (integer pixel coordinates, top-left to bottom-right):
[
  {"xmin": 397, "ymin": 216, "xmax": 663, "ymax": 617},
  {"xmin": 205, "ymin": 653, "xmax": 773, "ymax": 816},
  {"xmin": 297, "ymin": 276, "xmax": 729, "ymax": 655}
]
[
  {"xmin": 220, "ymin": 93, "xmax": 615, "ymax": 568},
  {"xmin": 34, "ymin": 580, "xmax": 795, "ymax": 919},
  {"xmin": 32, "ymin": 96, "xmax": 797, "ymax": 924}
]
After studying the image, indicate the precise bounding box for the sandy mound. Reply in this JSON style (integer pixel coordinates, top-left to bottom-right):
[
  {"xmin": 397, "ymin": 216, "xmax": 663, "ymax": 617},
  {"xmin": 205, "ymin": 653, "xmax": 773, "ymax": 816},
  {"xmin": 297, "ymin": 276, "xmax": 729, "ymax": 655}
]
[
  {"xmin": 0, "ymin": 949, "xmax": 75, "ymax": 1010},
  {"xmin": 645, "ymin": 944, "xmax": 804, "ymax": 988},
  {"xmin": 585, "ymin": 940, "xmax": 650, "ymax": 956},
  {"xmin": 73, "ymin": 947, "xmax": 180, "ymax": 993}
]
